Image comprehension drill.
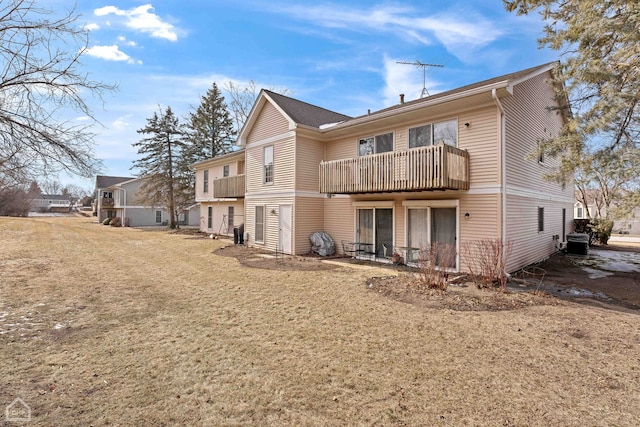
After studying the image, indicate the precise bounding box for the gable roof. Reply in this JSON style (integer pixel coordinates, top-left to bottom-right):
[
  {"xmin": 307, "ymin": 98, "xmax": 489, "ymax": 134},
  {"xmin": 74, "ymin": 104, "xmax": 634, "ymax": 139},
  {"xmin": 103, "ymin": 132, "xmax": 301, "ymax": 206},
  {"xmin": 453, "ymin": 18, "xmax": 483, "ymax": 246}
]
[
  {"xmin": 263, "ymin": 90, "xmax": 351, "ymax": 128},
  {"xmin": 95, "ymin": 175, "xmax": 135, "ymax": 189}
]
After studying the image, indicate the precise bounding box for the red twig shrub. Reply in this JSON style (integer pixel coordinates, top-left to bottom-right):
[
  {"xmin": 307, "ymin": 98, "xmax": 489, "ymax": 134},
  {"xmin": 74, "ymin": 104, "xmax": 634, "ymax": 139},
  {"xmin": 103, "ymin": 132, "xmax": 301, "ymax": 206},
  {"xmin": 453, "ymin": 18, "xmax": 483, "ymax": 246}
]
[
  {"xmin": 416, "ymin": 242, "xmax": 456, "ymax": 291},
  {"xmin": 460, "ymin": 239, "xmax": 513, "ymax": 290}
]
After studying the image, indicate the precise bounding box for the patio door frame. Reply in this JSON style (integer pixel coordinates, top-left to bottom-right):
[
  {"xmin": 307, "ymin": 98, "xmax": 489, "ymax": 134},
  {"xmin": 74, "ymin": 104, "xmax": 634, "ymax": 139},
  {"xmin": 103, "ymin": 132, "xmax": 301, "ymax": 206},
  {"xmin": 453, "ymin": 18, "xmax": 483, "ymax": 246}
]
[
  {"xmin": 352, "ymin": 201, "xmax": 395, "ymax": 259},
  {"xmin": 403, "ymin": 199, "xmax": 459, "ymax": 271}
]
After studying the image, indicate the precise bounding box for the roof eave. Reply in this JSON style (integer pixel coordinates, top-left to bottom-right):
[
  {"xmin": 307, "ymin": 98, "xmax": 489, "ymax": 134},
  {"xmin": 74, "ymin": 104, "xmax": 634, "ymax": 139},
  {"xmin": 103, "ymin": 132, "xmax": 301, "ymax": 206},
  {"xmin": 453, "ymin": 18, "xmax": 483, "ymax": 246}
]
[{"xmin": 323, "ymin": 80, "xmax": 511, "ymax": 133}]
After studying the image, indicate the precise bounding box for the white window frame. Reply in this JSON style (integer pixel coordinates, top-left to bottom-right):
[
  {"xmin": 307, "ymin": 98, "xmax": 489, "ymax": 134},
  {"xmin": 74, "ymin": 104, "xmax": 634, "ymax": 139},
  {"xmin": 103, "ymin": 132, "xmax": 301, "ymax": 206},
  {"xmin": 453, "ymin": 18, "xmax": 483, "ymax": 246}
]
[
  {"xmin": 207, "ymin": 206, "xmax": 213, "ymax": 229},
  {"xmin": 408, "ymin": 118, "xmax": 458, "ymax": 148},
  {"xmin": 223, "ymin": 165, "xmax": 229, "ymax": 177},
  {"xmin": 155, "ymin": 210, "xmax": 162, "ymax": 224},
  {"xmin": 358, "ymin": 132, "xmax": 394, "ymax": 156},
  {"xmin": 255, "ymin": 205, "xmax": 265, "ymax": 243},
  {"xmin": 228, "ymin": 206, "xmax": 234, "ymax": 228},
  {"xmin": 403, "ymin": 199, "xmax": 459, "ymax": 271},
  {"xmin": 203, "ymin": 170, "xmax": 209, "ymax": 193},
  {"xmin": 263, "ymin": 146, "xmax": 274, "ymax": 184}
]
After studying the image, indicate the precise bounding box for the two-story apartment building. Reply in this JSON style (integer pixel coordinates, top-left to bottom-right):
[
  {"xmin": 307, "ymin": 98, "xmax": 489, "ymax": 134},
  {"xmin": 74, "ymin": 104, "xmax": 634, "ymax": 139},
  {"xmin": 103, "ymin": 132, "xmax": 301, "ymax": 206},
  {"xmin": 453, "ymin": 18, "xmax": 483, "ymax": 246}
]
[
  {"xmin": 94, "ymin": 175, "xmax": 135, "ymax": 222},
  {"xmin": 96, "ymin": 175, "xmax": 199, "ymax": 226},
  {"xmin": 191, "ymin": 150, "xmax": 246, "ymax": 234},
  {"xmin": 232, "ymin": 62, "xmax": 573, "ymax": 273}
]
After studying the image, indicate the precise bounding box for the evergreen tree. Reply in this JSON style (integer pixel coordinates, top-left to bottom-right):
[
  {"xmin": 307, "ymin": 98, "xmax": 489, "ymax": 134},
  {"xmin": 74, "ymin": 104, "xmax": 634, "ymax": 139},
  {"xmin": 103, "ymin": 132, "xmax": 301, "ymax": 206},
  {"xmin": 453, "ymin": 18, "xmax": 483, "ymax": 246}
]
[
  {"xmin": 184, "ymin": 82, "xmax": 236, "ymax": 163},
  {"xmin": 504, "ymin": 0, "xmax": 640, "ymax": 183},
  {"xmin": 132, "ymin": 106, "xmax": 186, "ymax": 229}
]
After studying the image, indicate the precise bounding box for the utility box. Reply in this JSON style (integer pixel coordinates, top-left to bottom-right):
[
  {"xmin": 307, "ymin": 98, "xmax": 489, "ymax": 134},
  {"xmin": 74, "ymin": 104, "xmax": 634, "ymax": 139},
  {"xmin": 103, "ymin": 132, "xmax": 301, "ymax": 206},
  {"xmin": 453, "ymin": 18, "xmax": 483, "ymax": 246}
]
[{"xmin": 566, "ymin": 233, "xmax": 589, "ymax": 255}]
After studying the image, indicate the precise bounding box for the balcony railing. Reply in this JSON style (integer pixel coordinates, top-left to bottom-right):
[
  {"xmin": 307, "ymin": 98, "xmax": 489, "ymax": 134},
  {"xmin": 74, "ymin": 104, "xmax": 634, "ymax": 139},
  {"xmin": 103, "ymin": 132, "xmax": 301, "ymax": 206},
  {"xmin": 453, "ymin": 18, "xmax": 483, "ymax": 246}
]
[
  {"xmin": 213, "ymin": 174, "xmax": 245, "ymax": 198},
  {"xmin": 319, "ymin": 144, "xmax": 469, "ymax": 194},
  {"xmin": 101, "ymin": 198, "xmax": 114, "ymax": 207}
]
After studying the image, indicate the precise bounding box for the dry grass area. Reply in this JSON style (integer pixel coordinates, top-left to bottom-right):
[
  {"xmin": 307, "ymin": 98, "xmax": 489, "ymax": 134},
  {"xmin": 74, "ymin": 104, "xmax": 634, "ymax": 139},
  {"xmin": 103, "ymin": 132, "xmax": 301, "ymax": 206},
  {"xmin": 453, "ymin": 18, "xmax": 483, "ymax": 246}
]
[{"xmin": 1, "ymin": 217, "xmax": 639, "ymax": 426}]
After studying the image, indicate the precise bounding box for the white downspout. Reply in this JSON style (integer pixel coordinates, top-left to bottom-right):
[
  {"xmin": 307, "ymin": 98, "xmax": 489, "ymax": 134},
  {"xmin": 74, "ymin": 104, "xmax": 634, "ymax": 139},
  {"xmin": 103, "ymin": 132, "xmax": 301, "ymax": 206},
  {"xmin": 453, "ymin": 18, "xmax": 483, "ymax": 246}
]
[
  {"xmin": 122, "ymin": 187, "xmax": 127, "ymax": 227},
  {"xmin": 491, "ymin": 89, "xmax": 507, "ymax": 246}
]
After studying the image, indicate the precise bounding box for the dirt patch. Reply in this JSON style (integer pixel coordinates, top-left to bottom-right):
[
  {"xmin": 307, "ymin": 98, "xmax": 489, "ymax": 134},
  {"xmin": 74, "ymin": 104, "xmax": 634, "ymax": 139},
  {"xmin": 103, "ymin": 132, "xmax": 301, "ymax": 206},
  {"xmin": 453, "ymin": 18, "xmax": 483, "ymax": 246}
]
[
  {"xmin": 366, "ymin": 274, "xmax": 561, "ymax": 311},
  {"xmin": 534, "ymin": 246, "xmax": 640, "ymax": 311},
  {"xmin": 214, "ymin": 244, "xmax": 340, "ymax": 271}
]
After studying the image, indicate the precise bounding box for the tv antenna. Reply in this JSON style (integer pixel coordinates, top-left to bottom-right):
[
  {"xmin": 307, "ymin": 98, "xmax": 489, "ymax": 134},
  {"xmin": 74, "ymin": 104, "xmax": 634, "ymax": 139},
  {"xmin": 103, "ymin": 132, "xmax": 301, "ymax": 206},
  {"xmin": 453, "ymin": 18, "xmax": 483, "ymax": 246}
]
[{"xmin": 396, "ymin": 60, "xmax": 444, "ymax": 98}]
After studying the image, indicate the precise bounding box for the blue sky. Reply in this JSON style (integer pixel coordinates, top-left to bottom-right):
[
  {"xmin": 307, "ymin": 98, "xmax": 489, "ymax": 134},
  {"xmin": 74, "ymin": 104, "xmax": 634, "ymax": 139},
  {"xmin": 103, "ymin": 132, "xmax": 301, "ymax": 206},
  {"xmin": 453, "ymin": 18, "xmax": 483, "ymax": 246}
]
[{"xmin": 53, "ymin": 0, "xmax": 555, "ymax": 188}]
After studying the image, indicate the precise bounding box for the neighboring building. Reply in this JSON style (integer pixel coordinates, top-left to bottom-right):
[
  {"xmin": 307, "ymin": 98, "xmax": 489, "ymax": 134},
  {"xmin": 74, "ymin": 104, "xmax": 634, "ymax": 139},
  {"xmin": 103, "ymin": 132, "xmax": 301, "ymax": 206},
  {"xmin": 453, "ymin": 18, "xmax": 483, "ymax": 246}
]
[
  {"xmin": 106, "ymin": 176, "xmax": 200, "ymax": 227},
  {"xmin": 613, "ymin": 211, "xmax": 640, "ymax": 235},
  {"xmin": 199, "ymin": 62, "xmax": 573, "ymax": 273},
  {"xmin": 94, "ymin": 175, "xmax": 135, "ymax": 222},
  {"xmin": 191, "ymin": 150, "xmax": 246, "ymax": 235},
  {"xmin": 31, "ymin": 194, "xmax": 71, "ymax": 212}
]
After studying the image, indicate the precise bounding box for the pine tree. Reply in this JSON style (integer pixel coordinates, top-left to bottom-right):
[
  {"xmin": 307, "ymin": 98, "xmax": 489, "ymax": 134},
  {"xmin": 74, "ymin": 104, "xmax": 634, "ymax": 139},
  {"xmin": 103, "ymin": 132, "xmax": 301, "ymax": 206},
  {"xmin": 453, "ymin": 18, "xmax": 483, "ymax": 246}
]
[
  {"xmin": 132, "ymin": 106, "xmax": 186, "ymax": 229},
  {"xmin": 504, "ymin": 0, "xmax": 640, "ymax": 181},
  {"xmin": 184, "ymin": 82, "xmax": 236, "ymax": 163}
]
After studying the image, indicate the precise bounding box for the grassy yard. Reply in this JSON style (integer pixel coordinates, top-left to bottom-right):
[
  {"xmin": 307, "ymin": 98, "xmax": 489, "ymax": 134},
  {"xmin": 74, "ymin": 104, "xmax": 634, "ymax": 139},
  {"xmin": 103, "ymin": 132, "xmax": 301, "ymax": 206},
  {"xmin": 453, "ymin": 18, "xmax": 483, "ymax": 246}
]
[{"xmin": 1, "ymin": 217, "xmax": 639, "ymax": 426}]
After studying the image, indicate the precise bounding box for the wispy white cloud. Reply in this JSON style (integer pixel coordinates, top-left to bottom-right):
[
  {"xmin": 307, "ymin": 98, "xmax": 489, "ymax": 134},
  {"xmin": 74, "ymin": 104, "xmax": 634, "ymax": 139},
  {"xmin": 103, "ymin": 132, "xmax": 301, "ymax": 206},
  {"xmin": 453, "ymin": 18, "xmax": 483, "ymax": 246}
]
[
  {"xmin": 267, "ymin": 3, "xmax": 501, "ymax": 61},
  {"xmin": 84, "ymin": 22, "xmax": 100, "ymax": 31},
  {"xmin": 94, "ymin": 4, "xmax": 179, "ymax": 41},
  {"xmin": 118, "ymin": 35, "xmax": 137, "ymax": 47},
  {"xmin": 84, "ymin": 45, "xmax": 141, "ymax": 65}
]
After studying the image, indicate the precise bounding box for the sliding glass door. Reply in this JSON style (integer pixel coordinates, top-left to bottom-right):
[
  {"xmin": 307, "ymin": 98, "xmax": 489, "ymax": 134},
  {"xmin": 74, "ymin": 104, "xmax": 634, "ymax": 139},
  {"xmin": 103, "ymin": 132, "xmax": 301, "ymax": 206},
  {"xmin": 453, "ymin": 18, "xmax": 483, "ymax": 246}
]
[
  {"xmin": 357, "ymin": 208, "xmax": 393, "ymax": 258},
  {"xmin": 406, "ymin": 204, "xmax": 457, "ymax": 269}
]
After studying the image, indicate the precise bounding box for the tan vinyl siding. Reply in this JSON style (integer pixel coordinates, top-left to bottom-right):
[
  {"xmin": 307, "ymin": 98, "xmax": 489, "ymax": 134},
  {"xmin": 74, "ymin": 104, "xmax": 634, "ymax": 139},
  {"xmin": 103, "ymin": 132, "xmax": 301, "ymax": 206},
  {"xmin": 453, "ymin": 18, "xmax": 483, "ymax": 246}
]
[
  {"xmin": 274, "ymin": 137, "xmax": 296, "ymax": 190},
  {"xmin": 458, "ymin": 194, "xmax": 500, "ymax": 241},
  {"xmin": 294, "ymin": 197, "xmax": 324, "ymax": 254},
  {"xmin": 325, "ymin": 135, "xmax": 358, "ymax": 162},
  {"xmin": 505, "ymin": 194, "xmax": 572, "ymax": 272},
  {"xmin": 323, "ymin": 197, "xmax": 355, "ymax": 254},
  {"xmin": 245, "ymin": 197, "xmax": 294, "ymax": 252},
  {"xmin": 198, "ymin": 200, "xmax": 245, "ymax": 234},
  {"xmin": 503, "ymin": 72, "xmax": 567, "ymax": 192},
  {"xmin": 245, "ymin": 136, "xmax": 295, "ymax": 193},
  {"xmin": 458, "ymin": 107, "xmax": 499, "ymax": 186},
  {"xmin": 247, "ymin": 102, "xmax": 290, "ymax": 144},
  {"xmin": 296, "ymin": 136, "xmax": 324, "ymax": 192}
]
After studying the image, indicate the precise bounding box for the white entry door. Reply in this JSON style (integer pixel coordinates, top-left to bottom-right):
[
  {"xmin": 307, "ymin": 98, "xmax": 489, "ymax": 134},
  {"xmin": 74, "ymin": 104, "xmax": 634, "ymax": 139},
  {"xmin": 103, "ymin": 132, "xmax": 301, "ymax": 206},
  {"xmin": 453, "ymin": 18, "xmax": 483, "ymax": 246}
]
[{"xmin": 279, "ymin": 205, "xmax": 292, "ymax": 254}]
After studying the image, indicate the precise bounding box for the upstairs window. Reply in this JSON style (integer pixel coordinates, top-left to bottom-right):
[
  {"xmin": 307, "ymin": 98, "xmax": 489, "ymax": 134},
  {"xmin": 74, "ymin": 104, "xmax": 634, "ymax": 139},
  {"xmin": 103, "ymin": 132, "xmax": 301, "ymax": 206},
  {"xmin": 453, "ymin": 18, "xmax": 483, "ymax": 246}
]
[
  {"xmin": 203, "ymin": 170, "xmax": 209, "ymax": 193},
  {"xmin": 223, "ymin": 165, "xmax": 229, "ymax": 177},
  {"xmin": 409, "ymin": 119, "xmax": 457, "ymax": 148},
  {"xmin": 264, "ymin": 146, "xmax": 274, "ymax": 184},
  {"xmin": 103, "ymin": 191, "xmax": 112, "ymax": 198},
  {"xmin": 358, "ymin": 132, "xmax": 393, "ymax": 156}
]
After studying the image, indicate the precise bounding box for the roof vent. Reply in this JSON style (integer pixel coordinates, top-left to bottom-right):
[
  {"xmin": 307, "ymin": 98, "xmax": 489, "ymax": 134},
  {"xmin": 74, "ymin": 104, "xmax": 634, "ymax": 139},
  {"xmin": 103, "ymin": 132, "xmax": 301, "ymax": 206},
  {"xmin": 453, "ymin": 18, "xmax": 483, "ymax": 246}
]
[{"xmin": 399, "ymin": 94, "xmax": 405, "ymax": 104}]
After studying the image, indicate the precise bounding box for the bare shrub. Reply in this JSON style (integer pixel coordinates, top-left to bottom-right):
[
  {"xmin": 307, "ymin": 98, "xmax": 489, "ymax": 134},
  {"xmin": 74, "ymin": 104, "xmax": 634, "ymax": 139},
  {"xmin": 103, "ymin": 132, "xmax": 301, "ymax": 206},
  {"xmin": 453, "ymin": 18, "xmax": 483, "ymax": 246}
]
[
  {"xmin": 416, "ymin": 242, "xmax": 456, "ymax": 291},
  {"xmin": 110, "ymin": 217, "xmax": 122, "ymax": 227},
  {"xmin": 460, "ymin": 239, "xmax": 513, "ymax": 290}
]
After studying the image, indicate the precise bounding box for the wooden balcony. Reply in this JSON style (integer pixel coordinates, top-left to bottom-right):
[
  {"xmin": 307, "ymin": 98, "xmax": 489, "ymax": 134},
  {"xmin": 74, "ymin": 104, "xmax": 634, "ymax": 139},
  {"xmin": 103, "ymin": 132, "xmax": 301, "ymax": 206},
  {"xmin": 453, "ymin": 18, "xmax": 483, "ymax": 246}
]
[
  {"xmin": 319, "ymin": 144, "xmax": 469, "ymax": 194},
  {"xmin": 213, "ymin": 174, "xmax": 245, "ymax": 198},
  {"xmin": 101, "ymin": 198, "xmax": 114, "ymax": 207}
]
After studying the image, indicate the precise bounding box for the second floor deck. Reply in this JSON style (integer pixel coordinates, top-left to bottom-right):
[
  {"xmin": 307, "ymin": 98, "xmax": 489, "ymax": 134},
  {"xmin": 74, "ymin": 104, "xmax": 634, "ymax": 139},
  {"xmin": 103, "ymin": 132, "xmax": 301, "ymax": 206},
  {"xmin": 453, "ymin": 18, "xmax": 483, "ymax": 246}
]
[
  {"xmin": 213, "ymin": 174, "xmax": 246, "ymax": 198},
  {"xmin": 319, "ymin": 144, "xmax": 469, "ymax": 194}
]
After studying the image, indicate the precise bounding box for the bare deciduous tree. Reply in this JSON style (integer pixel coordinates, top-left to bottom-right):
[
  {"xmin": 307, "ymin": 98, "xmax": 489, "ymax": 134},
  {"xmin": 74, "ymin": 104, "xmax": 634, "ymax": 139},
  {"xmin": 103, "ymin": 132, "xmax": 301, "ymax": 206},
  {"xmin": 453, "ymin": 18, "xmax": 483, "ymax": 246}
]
[
  {"xmin": 0, "ymin": 0, "xmax": 114, "ymax": 190},
  {"xmin": 223, "ymin": 80, "xmax": 291, "ymax": 133}
]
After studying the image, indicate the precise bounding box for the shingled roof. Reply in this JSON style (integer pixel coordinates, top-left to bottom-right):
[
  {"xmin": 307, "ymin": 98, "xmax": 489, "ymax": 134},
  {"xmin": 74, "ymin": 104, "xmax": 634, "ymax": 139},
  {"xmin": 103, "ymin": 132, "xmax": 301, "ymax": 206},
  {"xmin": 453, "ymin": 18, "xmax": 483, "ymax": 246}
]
[
  {"xmin": 263, "ymin": 90, "xmax": 351, "ymax": 128},
  {"xmin": 350, "ymin": 61, "xmax": 560, "ymax": 120},
  {"xmin": 95, "ymin": 175, "xmax": 135, "ymax": 188}
]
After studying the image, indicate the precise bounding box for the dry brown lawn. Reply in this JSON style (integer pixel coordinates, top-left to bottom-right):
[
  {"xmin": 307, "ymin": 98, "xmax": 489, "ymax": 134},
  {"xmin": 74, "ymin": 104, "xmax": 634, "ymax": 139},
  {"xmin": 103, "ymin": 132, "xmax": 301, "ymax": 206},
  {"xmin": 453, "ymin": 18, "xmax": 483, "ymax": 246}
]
[{"xmin": 1, "ymin": 217, "xmax": 639, "ymax": 426}]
